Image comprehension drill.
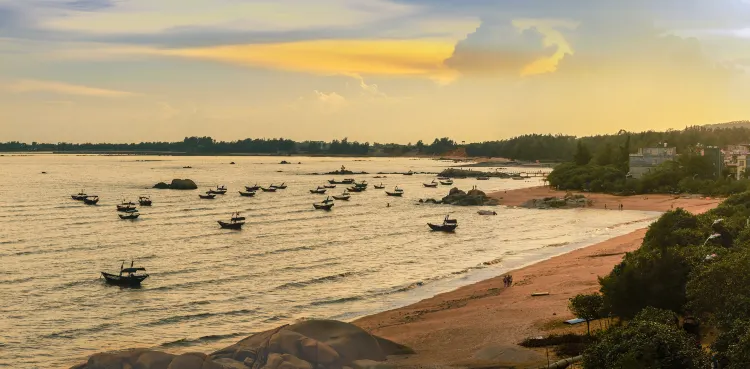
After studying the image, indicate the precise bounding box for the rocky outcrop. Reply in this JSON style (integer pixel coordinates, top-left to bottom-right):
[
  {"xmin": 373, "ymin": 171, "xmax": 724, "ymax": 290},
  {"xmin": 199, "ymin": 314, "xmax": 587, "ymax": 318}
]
[
  {"xmin": 441, "ymin": 187, "xmax": 499, "ymax": 206},
  {"xmin": 437, "ymin": 168, "xmax": 511, "ymax": 179},
  {"xmin": 522, "ymin": 192, "xmax": 591, "ymax": 209},
  {"xmin": 153, "ymin": 179, "xmax": 198, "ymax": 190},
  {"xmin": 70, "ymin": 320, "xmax": 412, "ymax": 369}
]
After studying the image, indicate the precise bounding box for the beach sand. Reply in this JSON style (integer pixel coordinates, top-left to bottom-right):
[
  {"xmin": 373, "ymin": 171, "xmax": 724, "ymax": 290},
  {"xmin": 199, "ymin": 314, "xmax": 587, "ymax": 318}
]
[{"xmin": 354, "ymin": 188, "xmax": 721, "ymax": 368}]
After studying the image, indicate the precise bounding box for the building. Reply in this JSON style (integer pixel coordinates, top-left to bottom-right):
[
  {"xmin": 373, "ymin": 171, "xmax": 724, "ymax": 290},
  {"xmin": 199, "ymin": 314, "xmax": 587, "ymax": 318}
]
[
  {"xmin": 701, "ymin": 146, "xmax": 724, "ymax": 179},
  {"xmin": 628, "ymin": 146, "xmax": 677, "ymax": 179},
  {"xmin": 724, "ymin": 144, "xmax": 750, "ymax": 179}
]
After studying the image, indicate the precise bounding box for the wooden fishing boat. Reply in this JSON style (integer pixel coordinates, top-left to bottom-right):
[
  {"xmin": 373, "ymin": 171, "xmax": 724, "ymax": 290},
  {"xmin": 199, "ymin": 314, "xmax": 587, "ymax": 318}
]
[
  {"xmin": 101, "ymin": 261, "xmax": 149, "ymax": 286},
  {"xmin": 218, "ymin": 212, "xmax": 245, "ymax": 229},
  {"xmin": 386, "ymin": 187, "xmax": 404, "ymax": 197},
  {"xmin": 138, "ymin": 196, "xmax": 152, "ymax": 206},
  {"xmin": 271, "ymin": 183, "xmax": 287, "ymax": 189},
  {"xmin": 238, "ymin": 191, "xmax": 256, "ymax": 197},
  {"xmin": 428, "ymin": 215, "xmax": 458, "ymax": 232},
  {"xmin": 423, "ymin": 180, "xmax": 438, "ymax": 188},
  {"xmin": 347, "ymin": 186, "xmax": 365, "ymax": 192},
  {"xmin": 313, "ymin": 202, "xmax": 334, "ymax": 210},
  {"xmin": 354, "ymin": 181, "xmax": 368, "ymax": 189},
  {"xmin": 310, "ymin": 187, "xmax": 327, "ymax": 194},
  {"xmin": 403, "ymin": 171, "xmax": 414, "ymax": 176},
  {"xmin": 373, "ymin": 183, "xmax": 385, "ymax": 189},
  {"xmin": 440, "ymin": 180, "xmax": 454, "ymax": 185},
  {"xmin": 332, "ymin": 192, "xmax": 350, "ymax": 201},
  {"xmin": 208, "ymin": 188, "xmax": 227, "ymax": 195},
  {"xmin": 199, "ymin": 192, "xmax": 217, "ymax": 199},
  {"xmin": 119, "ymin": 212, "xmax": 140, "ymax": 220},
  {"xmin": 321, "ymin": 196, "xmax": 334, "ymax": 204},
  {"xmin": 324, "ymin": 184, "xmax": 336, "ymax": 189},
  {"xmin": 477, "ymin": 210, "xmax": 497, "ymax": 215},
  {"xmin": 477, "ymin": 176, "xmax": 490, "ymax": 180},
  {"xmin": 261, "ymin": 187, "xmax": 277, "ymax": 192},
  {"xmin": 71, "ymin": 191, "xmax": 87, "ymax": 201},
  {"xmin": 83, "ymin": 196, "xmax": 99, "ymax": 205},
  {"xmin": 245, "ymin": 184, "xmax": 260, "ymax": 191},
  {"xmin": 116, "ymin": 204, "xmax": 138, "ymax": 212},
  {"xmin": 329, "ymin": 178, "xmax": 355, "ymax": 185},
  {"xmin": 437, "ymin": 177, "xmax": 449, "ymax": 180}
]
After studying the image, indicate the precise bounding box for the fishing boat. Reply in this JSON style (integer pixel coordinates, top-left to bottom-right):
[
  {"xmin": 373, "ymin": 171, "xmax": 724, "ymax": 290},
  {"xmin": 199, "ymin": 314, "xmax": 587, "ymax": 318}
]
[
  {"xmin": 199, "ymin": 192, "xmax": 217, "ymax": 199},
  {"xmin": 347, "ymin": 186, "xmax": 365, "ymax": 192},
  {"xmin": 477, "ymin": 176, "xmax": 490, "ymax": 180},
  {"xmin": 138, "ymin": 196, "xmax": 152, "ymax": 206},
  {"xmin": 386, "ymin": 186, "xmax": 404, "ymax": 197},
  {"xmin": 261, "ymin": 187, "xmax": 277, "ymax": 192},
  {"xmin": 71, "ymin": 191, "xmax": 87, "ymax": 201},
  {"xmin": 245, "ymin": 184, "xmax": 261, "ymax": 191},
  {"xmin": 373, "ymin": 183, "xmax": 385, "ymax": 189},
  {"xmin": 329, "ymin": 178, "xmax": 355, "ymax": 185},
  {"xmin": 313, "ymin": 202, "xmax": 334, "ymax": 210},
  {"xmin": 354, "ymin": 181, "xmax": 368, "ymax": 189},
  {"xmin": 208, "ymin": 186, "xmax": 227, "ymax": 195},
  {"xmin": 477, "ymin": 210, "xmax": 497, "ymax": 215},
  {"xmin": 83, "ymin": 196, "xmax": 99, "ymax": 205},
  {"xmin": 440, "ymin": 179, "xmax": 454, "ymax": 185},
  {"xmin": 423, "ymin": 180, "xmax": 438, "ymax": 188},
  {"xmin": 119, "ymin": 212, "xmax": 140, "ymax": 220},
  {"xmin": 183, "ymin": 166, "xmax": 192, "ymax": 169},
  {"xmin": 101, "ymin": 261, "xmax": 149, "ymax": 286},
  {"xmin": 437, "ymin": 177, "xmax": 449, "ymax": 180},
  {"xmin": 512, "ymin": 176, "xmax": 525, "ymax": 180},
  {"xmin": 218, "ymin": 212, "xmax": 245, "ymax": 229},
  {"xmin": 428, "ymin": 215, "xmax": 458, "ymax": 232},
  {"xmin": 332, "ymin": 191, "xmax": 351, "ymax": 201},
  {"xmin": 310, "ymin": 187, "xmax": 327, "ymax": 194},
  {"xmin": 116, "ymin": 204, "xmax": 138, "ymax": 212},
  {"xmin": 324, "ymin": 184, "xmax": 336, "ymax": 189},
  {"xmin": 321, "ymin": 196, "xmax": 334, "ymax": 204},
  {"xmin": 403, "ymin": 171, "xmax": 414, "ymax": 176},
  {"xmin": 271, "ymin": 183, "xmax": 287, "ymax": 189},
  {"xmin": 238, "ymin": 191, "xmax": 256, "ymax": 197}
]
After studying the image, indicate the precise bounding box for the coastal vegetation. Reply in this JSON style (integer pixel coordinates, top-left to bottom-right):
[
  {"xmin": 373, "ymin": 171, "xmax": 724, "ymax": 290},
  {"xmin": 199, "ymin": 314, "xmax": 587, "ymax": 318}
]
[{"xmin": 556, "ymin": 191, "xmax": 750, "ymax": 368}]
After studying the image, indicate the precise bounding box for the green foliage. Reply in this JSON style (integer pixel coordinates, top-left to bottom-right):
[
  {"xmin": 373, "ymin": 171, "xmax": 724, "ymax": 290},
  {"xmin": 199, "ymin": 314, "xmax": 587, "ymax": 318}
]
[
  {"xmin": 600, "ymin": 248, "xmax": 692, "ymax": 319},
  {"xmin": 712, "ymin": 320, "xmax": 750, "ymax": 369},
  {"xmin": 642, "ymin": 209, "xmax": 703, "ymax": 250},
  {"xmin": 574, "ymin": 141, "xmax": 593, "ymax": 166},
  {"xmin": 582, "ymin": 319, "xmax": 710, "ymax": 369},
  {"xmin": 569, "ymin": 293, "xmax": 604, "ymax": 335},
  {"xmin": 687, "ymin": 249, "xmax": 750, "ymax": 327},
  {"xmin": 633, "ymin": 306, "xmax": 679, "ymax": 326}
]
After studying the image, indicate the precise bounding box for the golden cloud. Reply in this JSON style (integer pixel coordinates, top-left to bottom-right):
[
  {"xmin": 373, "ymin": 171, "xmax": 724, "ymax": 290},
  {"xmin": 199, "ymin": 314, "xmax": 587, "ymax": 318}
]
[
  {"xmin": 512, "ymin": 19, "xmax": 577, "ymax": 76},
  {"xmin": 138, "ymin": 39, "xmax": 460, "ymax": 82}
]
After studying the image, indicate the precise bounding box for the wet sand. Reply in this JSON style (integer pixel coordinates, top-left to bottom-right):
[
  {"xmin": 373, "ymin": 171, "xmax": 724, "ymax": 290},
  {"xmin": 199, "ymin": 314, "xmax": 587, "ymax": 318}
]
[{"xmin": 354, "ymin": 188, "xmax": 721, "ymax": 367}]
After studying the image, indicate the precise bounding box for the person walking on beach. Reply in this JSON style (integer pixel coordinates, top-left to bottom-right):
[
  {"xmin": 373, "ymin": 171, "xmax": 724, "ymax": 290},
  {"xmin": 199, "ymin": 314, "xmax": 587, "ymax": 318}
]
[
  {"xmin": 509, "ymin": 275, "xmax": 513, "ymax": 287},
  {"xmin": 604, "ymin": 204, "xmax": 607, "ymax": 210}
]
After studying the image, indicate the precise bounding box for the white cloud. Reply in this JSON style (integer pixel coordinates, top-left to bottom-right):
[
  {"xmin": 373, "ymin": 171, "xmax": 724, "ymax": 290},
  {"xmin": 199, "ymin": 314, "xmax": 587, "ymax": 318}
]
[{"xmin": 3, "ymin": 79, "xmax": 137, "ymax": 97}]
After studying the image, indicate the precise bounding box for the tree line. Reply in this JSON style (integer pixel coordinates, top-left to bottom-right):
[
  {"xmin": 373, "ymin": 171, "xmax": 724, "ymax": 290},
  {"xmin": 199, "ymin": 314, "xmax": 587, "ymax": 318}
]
[{"xmin": 0, "ymin": 137, "xmax": 458, "ymax": 156}]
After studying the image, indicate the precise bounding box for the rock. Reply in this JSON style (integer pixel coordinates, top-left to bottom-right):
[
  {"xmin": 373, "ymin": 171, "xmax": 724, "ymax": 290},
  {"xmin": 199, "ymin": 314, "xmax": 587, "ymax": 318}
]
[
  {"xmin": 441, "ymin": 187, "xmax": 498, "ymax": 206},
  {"xmin": 169, "ymin": 178, "xmax": 197, "ymax": 190},
  {"xmin": 136, "ymin": 351, "xmax": 175, "ymax": 369},
  {"xmin": 167, "ymin": 353, "xmax": 207, "ymax": 369},
  {"xmin": 213, "ymin": 358, "xmax": 247, "ymax": 369},
  {"xmin": 264, "ymin": 354, "xmax": 312, "ymax": 369},
  {"xmin": 350, "ymin": 360, "xmax": 393, "ymax": 369},
  {"xmin": 299, "ymin": 337, "xmax": 340, "ymax": 366},
  {"xmin": 284, "ymin": 320, "xmax": 388, "ymax": 364},
  {"xmin": 153, "ymin": 179, "xmax": 197, "ymax": 190}
]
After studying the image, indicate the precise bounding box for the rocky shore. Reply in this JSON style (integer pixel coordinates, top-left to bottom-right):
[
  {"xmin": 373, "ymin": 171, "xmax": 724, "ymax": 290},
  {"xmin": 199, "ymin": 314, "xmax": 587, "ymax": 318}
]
[
  {"xmin": 71, "ymin": 320, "xmax": 412, "ymax": 369},
  {"xmin": 153, "ymin": 179, "xmax": 198, "ymax": 190},
  {"xmin": 419, "ymin": 187, "xmax": 499, "ymax": 206}
]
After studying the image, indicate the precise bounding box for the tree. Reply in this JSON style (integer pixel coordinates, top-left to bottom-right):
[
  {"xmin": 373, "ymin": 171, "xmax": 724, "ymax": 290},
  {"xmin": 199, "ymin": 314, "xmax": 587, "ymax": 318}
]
[
  {"xmin": 594, "ymin": 143, "xmax": 614, "ymax": 166},
  {"xmin": 569, "ymin": 293, "xmax": 604, "ymax": 335},
  {"xmin": 582, "ymin": 318, "xmax": 710, "ymax": 369},
  {"xmin": 573, "ymin": 141, "xmax": 592, "ymax": 166}
]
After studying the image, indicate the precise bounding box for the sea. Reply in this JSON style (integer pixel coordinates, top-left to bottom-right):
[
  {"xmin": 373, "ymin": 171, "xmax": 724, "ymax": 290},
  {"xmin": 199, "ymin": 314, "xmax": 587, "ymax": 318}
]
[{"xmin": 0, "ymin": 155, "xmax": 661, "ymax": 368}]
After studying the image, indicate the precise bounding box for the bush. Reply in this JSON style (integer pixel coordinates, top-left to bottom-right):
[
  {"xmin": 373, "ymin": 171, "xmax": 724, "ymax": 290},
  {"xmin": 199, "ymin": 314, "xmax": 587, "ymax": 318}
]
[{"xmin": 582, "ymin": 319, "xmax": 710, "ymax": 369}]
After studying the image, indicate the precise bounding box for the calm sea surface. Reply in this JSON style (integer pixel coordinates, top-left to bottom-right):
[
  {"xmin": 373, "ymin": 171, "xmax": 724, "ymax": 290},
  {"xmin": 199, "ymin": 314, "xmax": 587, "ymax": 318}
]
[{"xmin": 0, "ymin": 155, "xmax": 660, "ymax": 368}]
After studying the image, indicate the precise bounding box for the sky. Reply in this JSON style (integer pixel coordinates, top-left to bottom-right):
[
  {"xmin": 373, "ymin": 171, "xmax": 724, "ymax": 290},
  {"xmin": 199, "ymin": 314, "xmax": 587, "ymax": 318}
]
[{"xmin": 1, "ymin": 0, "xmax": 750, "ymax": 143}]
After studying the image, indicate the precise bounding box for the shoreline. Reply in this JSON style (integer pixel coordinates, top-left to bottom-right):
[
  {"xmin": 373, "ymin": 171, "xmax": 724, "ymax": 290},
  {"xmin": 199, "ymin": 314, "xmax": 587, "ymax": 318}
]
[{"xmin": 353, "ymin": 187, "xmax": 721, "ymax": 367}]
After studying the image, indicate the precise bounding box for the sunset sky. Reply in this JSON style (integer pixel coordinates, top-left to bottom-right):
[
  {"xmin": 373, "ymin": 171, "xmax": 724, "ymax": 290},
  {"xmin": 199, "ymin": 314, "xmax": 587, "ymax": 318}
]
[{"xmin": 1, "ymin": 0, "xmax": 750, "ymax": 143}]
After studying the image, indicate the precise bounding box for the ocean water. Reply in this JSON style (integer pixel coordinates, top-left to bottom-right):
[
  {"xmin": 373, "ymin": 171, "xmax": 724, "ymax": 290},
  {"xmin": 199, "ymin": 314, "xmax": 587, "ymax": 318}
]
[{"xmin": 0, "ymin": 155, "xmax": 660, "ymax": 368}]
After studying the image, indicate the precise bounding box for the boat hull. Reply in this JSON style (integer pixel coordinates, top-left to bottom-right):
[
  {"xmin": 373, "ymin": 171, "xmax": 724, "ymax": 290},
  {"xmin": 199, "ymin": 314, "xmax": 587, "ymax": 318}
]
[
  {"xmin": 261, "ymin": 188, "xmax": 277, "ymax": 192},
  {"xmin": 218, "ymin": 220, "xmax": 244, "ymax": 229},
  {"xmin": 385, "ymin": 192, "xmax": 403, "ymax": 197},
  {"xmin": 423, "ymin": 184, "xmax": 438, "ymax": 188},
  {"xmin": 238, "ymin": 191, "xmax": 256, "ymax": 197},
  {"xmin": 101, "ymin": 272, "xmax": 148, "ymax": 286},
  {"xmin": 310, "ymin": 189, "xmax": 327, "ymax": 194},
  {"xmin": 428, "ymin": 223, "xmax": 458, "ymax": 232},
  {"xmin": 313, "ymin": 203, "xmax": 334, "ymax": 210},
  {"xmin": 332, "ymin": 195, "xmax": 350, "ymax": 201},
  {"xmin": 119, "ymin": 214, "xmax": 139, "ymax": 219},
  {"xmin": 199, "ymin": 195, "xmax": 216, "ymax": 199},
  {"xmin": 83, "ymin": 199, "xmax": 99, "ymax": 205}
]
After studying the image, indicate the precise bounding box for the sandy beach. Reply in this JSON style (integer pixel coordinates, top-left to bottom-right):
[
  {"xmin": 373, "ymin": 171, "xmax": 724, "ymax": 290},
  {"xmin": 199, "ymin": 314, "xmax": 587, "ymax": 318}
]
[{"xmin": 354, "ymin": 187, "xmax": 721, "ymax": 368}]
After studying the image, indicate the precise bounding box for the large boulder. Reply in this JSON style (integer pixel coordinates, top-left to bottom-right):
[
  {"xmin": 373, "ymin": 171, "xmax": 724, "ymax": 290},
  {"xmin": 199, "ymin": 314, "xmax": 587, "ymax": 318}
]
[
  {"xmin": 153, "ymin": 179, "xmax": 198, "ymax": 190},
  {"xmin": 441, "ymin": 187, "xmax": 498, "ymax": 206},
  {"xmin": 71, "ymin": 320, "xmax": 412, "ymax": 369}
]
